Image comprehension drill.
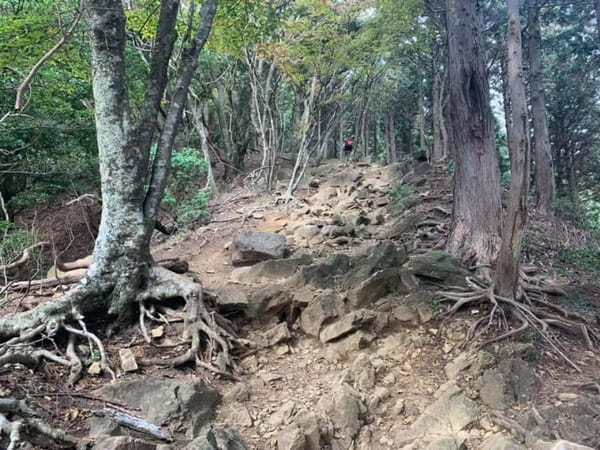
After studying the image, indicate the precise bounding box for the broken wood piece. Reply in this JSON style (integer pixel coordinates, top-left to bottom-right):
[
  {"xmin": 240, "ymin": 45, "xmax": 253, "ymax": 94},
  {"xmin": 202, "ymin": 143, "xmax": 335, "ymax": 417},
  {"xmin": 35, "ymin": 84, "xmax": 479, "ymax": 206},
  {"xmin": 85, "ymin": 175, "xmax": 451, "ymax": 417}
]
[{"xmin": 97, "ymin": 407, "xmax": 173, "ymax": 442}]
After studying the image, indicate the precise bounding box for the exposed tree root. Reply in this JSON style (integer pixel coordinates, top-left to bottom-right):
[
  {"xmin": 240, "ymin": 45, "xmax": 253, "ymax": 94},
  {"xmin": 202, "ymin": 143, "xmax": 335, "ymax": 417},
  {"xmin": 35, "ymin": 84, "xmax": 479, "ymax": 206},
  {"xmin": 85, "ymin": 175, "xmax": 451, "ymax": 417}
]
[
  {"xmin": 437, "ymin": 277, "xmax": 599, "ymax": 372},
  {"xmin": 0, "ymin": 398, "xmax": 81, "ymax": 449}
]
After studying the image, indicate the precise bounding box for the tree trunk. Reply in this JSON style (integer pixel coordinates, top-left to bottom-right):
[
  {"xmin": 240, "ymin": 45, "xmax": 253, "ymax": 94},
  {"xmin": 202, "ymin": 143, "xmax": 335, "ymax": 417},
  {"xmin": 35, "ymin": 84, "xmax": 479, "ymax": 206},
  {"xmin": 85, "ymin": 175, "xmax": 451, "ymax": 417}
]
[
  {"xmin": 418, "ymin": 66, "xmax": 427, "ymax": 158},
  {"xmin": 495, "ymin": 0, "xmax": 531, "ymax": 298},
  {"xmin": 596, "ymin": 0, "xmax": 600, "ymax": 41},
  {"xmin": 388, "ymin": 110, "xmax": 397, "ymax": 162},
  {"xmin": 527, "ymin": 0, "xmax": 555, "ymax": 215},
  {"xmin": 445, "ymin": 0, "xmax": 502, "ymax": 264},
  {"xmin": 432, "ymin": 57, "xmax": 444, "ymax": 161}
]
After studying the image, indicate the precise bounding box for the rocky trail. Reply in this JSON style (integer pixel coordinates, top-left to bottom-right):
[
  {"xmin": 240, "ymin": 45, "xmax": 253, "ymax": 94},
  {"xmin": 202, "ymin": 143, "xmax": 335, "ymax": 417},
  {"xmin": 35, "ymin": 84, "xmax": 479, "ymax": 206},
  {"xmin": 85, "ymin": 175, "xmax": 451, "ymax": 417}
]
[{"xmin": 2, "ymin": 160, "xmax": 600, "ymax": 450}]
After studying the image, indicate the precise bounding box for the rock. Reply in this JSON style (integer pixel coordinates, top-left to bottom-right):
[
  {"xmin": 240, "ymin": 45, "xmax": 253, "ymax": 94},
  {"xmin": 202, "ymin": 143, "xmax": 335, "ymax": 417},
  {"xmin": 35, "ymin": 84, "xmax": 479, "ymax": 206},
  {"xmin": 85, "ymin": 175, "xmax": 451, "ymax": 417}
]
[
  {"xmin": 349, "ymin": 354, "xmax": 376, "ymax": 391},
  {"xmin": 119, "ymin": 348, "xmax": 138, "ymax": 372},
  {"xmin": 410, "ymin": 251, "xmax": 471, "ymax": 287},
  {"xmin": 268, "ymin": 400, "xmax": 296, "ymax": 427},
  {"xmin": 88, "ymin": 415, "xmax": 124, "ymax": 438},
  {"xmin": 557, "ymin": 393, "xmax": 578, "ymax": 401},
  {"xmin": 424, "ymin": 437, "xmax": 461, "ymax": 450},
  {"xmin": 321, "ymin": 224, "xmax": 355, "ymax": 238},
  {"xmin": 151, "ymin": 326, "xmax": 164, "ymax": 338},
  {"xmin": 92, "ymin": 436, "xmax": 156, "ymax": 450},
  {"xmin": 416, "ymin": 302, "xmax": 434, "ymax": 323},
  {"xmin": 221, "ymin": 403, "xmax": 253, "ymax": 428},
  {"xmin": 301, "ymin": 254, "xmax": 352, "ymax": 288},
  {"xmin": 392, "ymin": 305, "xmax": 419, "ymax": 326},
  {"xmin": 230, "ymin": 255, "xmax": 313, "ymax": 284},
  {"xmin": 368, "ymin": 386, "xmax": 390, "ymax": 409},
  {"xmin": 224, "ymin": 384, "xmax": 250, "ymax": 403},
  {"xmin": 247, "ymin": 285, "xmax": 292, "ymax": 320},
  {"xmin": 319, "ymin": 309, "xmax": 377, "ymax": 343},
  {"xmin": 300, "ymin": 293, "xmax": 346, "ymax": 337},
  {"xmin": 88, "ymin": 361, "xmax": 102, "ymax": 375},
  {"xmin": 444, "ymin": 352, "xmax": 476, "ymax": 380},
  {"xmin": 214, "ymin": 285, "xmax": 249, "ymax": 312},
  {"xmin": 377, "ymin": 213, "xmax": 420, "ymax": 240},
  {"xmin": 479, "ymin": 358, "xmax": 540, "ymax": 410},
  {"xmin": 232, "ymin": 231, "xmax": 287, "ymax": 265},
  {"xmin": 294, "ymin": 224, "xmax": 321, "ymax": 240},
  {"xmin": 533, "ymin": 440, "xmax": 595, "ymax": 450},
  {"xmin": 277, "ymin": 424, "xmax": 306, "ymax": 450},
  {"xmin": 294, "ymin": 410, "xmax": 321, "ymax": 450},
  {"xmin": 349, "ymin": 269, "xmax": 418, "ymax": 308},
  {"xmin": 394, "ymin": 381, "xmax": 478, "ymax": 447},
  {"xmin": 317, "ymin": 385, "xmax": 367, "ymax": 447},
  {"xmin": 343, "ymin": 241, "xmax": 408, "ymax": 290},
  {"xmin": 262, "ymin": 322, "xmax": 291, "ymax": 347},
  {"xmin": 96, "ymin": 377, "xmax": 220, "ymax": 439},
  {"xmin": 376, "ymin": 334, "xmax": 409, "ymax": 361},
  {"xmin": 182, "ymin": 427, "xmax": 249, "ymax": 450},
  {"xmin": 481, "ymin": 433, "xmax": 525, "ymax": 450},
  {"xmin": 325, "ymin": 331, "xmax": 375, "ymax": 361}
]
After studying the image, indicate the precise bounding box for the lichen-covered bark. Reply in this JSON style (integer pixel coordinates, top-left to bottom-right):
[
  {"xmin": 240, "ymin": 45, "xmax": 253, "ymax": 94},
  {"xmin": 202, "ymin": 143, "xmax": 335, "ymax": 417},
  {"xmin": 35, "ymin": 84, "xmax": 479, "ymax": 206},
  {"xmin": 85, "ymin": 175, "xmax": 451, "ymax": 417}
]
[{"xmin": 445, "ymin": 0, "xmax": 502, "ymax": 264}]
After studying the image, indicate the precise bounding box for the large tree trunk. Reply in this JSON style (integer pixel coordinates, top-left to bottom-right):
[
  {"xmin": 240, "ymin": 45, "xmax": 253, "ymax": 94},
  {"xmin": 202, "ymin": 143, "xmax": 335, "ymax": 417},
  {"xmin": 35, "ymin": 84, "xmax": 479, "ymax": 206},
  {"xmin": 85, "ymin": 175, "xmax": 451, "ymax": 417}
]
[
  {"xmin": 527, "ymin": 0, "xmax": 555, "ymax": 215},
  {"xmin": 0, "ymin": 0, "xmax": 218, "ymax": 337},
  {"xmin": 495, "ymin": 0, "xmax": 531, "ymax": 298},
  {"xmin": 445, "ymin": 0, "xmax": 502, "ymax": 264}
]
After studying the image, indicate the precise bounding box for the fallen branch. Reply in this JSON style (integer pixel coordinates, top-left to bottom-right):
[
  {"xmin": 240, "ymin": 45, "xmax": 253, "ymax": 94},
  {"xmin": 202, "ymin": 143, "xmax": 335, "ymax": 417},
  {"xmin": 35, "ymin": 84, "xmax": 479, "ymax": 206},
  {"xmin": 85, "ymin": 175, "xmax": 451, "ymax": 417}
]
[
  {"xmin": 0, "ymin": 242, "xmax": 49, "ymax": 272},
  {"xmin": 96, "ymin": 407, "xmax": 173, "ymax": 442}
]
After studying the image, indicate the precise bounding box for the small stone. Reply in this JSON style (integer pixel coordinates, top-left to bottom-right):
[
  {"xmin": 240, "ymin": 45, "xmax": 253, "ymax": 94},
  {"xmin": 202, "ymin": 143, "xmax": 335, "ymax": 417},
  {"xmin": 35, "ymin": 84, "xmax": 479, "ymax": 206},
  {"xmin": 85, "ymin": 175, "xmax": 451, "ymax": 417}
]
[
  {"xmin": 241, "ymin": 355, "xmax": 259, "ymax": 373},
  {"xmin": 262, "ymin": 322, "xmax": 291, "ymax": 347},
  {"xmin": 443, "ymin": 342, "xmax": 454, "ymax": 354},
  {"xmin": 382, "ymin": 373, "xmax": 396, "ymax": 386},
  {"xmin": 277, "ymin": 424, "xmax": 306, "ymax": 450},
  {"xmin": 391, "ymin": 398, "xmax": 405, "ymax": 415},
  {"xmin": 151, "ymin": 326, "xmax": 164, "ymax": 338},
  {"xmin": 274, "ymin": 344, "xmax": 290, "ymax": 355},
  {"xmin": 262, "ymin": 373, "xmax": 283, "ymax": 383},
  {"xmin": 557, "ymin": 393, "xmax": 578, "ymax": 401},
  {"xmin": 118, "ymin": 348, "xmax": 138, "ymax": 372},
  {"xmin": 88, "ymin": 361, "xmax": 102, "ymax": 375}
]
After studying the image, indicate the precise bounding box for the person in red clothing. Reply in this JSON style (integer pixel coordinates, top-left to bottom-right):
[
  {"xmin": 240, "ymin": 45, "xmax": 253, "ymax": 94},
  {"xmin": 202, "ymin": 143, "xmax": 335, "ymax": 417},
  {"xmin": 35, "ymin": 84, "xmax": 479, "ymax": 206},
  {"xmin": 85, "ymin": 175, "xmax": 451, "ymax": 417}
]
[{"xmin": 343, "ymin": 137, "xmax": 354, "ymax": 163}]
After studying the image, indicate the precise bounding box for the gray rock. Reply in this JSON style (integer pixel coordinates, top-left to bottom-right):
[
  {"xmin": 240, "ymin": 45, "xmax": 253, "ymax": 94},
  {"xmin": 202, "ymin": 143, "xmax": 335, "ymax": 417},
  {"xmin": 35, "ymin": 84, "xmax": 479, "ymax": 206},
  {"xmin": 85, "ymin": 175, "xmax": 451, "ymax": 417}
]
[
  {"xmin": 481, "ymin": 433, "xmax": 525, "ymax": 450},
  {"xmin": 220, "ymin": 403, "xmax": 253, "ymax": 428},
  {"xmin": 301, "ymin": 254, "xmax": 352, "ymax": 288},
  {"xmin": 247, "ymin": 285, "xmax": 292, "ymax": 320},
  {"xmin": 118, "ymin": 348, "xmax": 138, "ymax": 372},
  {"xmin": 262, "ymin": 322, "xmax": 291, "ymax": 347},
  {"xmin": 182, "ymin": 427, "xmax": 248, "ymax": 450},
  {"xmin": 409, "ymin": 251, "xmax": 471, "ymax": 287},
  {"xmin": 230, "ymin": 255, "xmax": 313, "ymax": 284},
  {"xmin": 349, "ymin": 269, "xmax": 418, "ymax": 308},
  {"xmin": 533, "ymin": 440, "xmax": 595, "ymax": 450},
  {"xmin": 321, "ymin": 224, "xmax": 355, "ymax": 238},
  {"xmin": 343, "ymin": 241, "xmax": 408, "ymax": 290},
  {"xmin": 277, "ymin": 424, "xmax": 306, "ymax": 450},
  {"xmin": 214, "ymin": 285, "xmax": 249, "ymax": 312},
  {"xmin": 479, "ymin": 358, "xmax": 540, "ymax": 410},
  {"xmin": 319, "ymin": 309, "xmax": 377, "ymax": 343},
  {"xmin": 317, "ymin": 384, "xmax": 367, "ymax": 447},
  {"xmin": 96, "ymin": 377, "xmax": 220, "ymax": 439},
  {"xmin": 300, "ymin": 293, "xmax": 346, "ymax": 337},
  {"xmin": 351, "ymin": 354, "xmax": 376, "ymax": 391},
  {"xmin": 424, "ymin": 437, "xmax": 461, "ymax": 450},
  {"xmin": 294, "ymin": 410, "xmax": 321, "ymax": 450},
  {"xmin": 394, "ymin": 381, "xmax": 478, "ymax": 446},
  {"xmin": 325, "ymin": 331, "xmax": 375, "ymax": 361},
  {"xmin": 392, "ymin": 305, "xmax": 419, "ymax": 325},
  {"xmin": 232, "ymin": 231, "xmax": 287, "ymax": 265},
  {"xmin": 88, "ymin": 415, "xmax": 124, "ymax": 438},
  {"xmin": 92, "ymin": 436, "xmax": 156, "ymax": 450},
  {"xmin": 444, "ymin": 352, "xmax": 476, "ymax": 380}
]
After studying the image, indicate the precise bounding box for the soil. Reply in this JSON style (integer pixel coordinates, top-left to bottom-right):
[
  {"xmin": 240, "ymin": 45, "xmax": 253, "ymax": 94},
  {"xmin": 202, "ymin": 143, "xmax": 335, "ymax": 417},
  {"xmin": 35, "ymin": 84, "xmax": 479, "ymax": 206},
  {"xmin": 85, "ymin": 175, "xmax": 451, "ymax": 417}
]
[{"xmin": 2, "ymin": 159, "xmax": 600, "ymax": 449}]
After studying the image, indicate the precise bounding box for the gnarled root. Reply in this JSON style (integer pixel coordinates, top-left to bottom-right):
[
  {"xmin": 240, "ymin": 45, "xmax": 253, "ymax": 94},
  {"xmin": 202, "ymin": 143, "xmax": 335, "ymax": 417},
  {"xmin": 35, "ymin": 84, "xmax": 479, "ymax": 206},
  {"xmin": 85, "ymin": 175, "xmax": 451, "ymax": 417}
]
[
  {"xmin": 437, "ymin": 277, "xmax": 599, "ymax": 372},
  {"xmin": 0, "ymin": 398, "xmax": 81, "ymax": 449},
  {"xmin": 136, "ymin": 266, "xmax": 252, "ymax": 378}
]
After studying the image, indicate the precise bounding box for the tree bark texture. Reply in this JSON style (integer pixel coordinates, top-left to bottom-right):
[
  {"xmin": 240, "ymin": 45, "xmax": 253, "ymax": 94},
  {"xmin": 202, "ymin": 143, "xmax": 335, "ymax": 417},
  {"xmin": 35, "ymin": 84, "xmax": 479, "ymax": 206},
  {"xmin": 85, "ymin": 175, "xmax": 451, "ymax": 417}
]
[
  {"xmin": 445, "ymin": 0, "xmax": 502, "ymax": 263},
  {"xmin": 495, "ymin": 0, "xmax": 531, "ymax": 298},
  {"xmin": 527, "ymin": 0, "xmax": 555, "ymax": 215}
]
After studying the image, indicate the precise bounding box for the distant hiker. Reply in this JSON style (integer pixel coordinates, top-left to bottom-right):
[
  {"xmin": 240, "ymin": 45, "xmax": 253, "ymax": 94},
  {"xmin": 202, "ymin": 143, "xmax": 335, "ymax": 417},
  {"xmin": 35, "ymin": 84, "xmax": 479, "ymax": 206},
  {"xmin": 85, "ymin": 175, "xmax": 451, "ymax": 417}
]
[{"xmin": 343, "ymin": 137, "xmax": 354, "ymax": 163}]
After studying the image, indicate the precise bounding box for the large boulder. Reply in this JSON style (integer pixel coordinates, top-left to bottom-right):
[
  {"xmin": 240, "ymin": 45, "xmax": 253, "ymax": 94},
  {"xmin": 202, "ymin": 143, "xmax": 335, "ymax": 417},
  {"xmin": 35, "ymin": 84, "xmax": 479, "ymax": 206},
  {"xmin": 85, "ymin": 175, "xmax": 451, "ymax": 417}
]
[
  {"xmin": 343, "ymin": 240, "xmax": 407, "ymax": 289},
  {"xmin": 348, "ymin": 268, "xmax": 418, "ymax": 308},
  {"xmin": 230, "ymin": 253, "xmax": 313, "ymax": 284},
  {"xmin": 95, "ymin": 377, "xmax": 220, "ymax": 439},
  {"xmin": 247, "ymin": 285, "xmax": 293, "ymax": 320},
  {"xmin": 231, "ymin": 231, "xmax": 287, "ymax": 266},
  {"xmin": 409, "ymin": 250, "xmax": 471, "ymax": 287}
]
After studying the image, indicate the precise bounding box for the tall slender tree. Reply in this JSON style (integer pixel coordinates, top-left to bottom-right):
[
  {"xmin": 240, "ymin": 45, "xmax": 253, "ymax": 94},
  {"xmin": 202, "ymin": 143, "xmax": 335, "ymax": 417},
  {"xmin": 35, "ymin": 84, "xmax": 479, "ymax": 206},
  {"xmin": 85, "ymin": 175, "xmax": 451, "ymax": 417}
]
[
  {"xmin": 528, "ymin": 0, "xmax": 555, "ymax": 215},
  {"xmin": 495, "ymin": 0, "xmax": 531, "ymax": 298},
  {"xmin": 445, "ymin": 0, "xmax": 502, "ymax": 264}
]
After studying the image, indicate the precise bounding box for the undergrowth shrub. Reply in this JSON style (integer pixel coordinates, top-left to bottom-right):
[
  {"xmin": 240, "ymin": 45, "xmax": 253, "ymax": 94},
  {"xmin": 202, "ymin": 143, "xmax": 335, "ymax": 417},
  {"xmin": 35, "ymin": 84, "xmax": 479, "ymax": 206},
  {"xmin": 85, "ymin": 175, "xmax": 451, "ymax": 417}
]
[
  {"xmin": 559, "ymin": 247, "xmax": 600, "ymax": 271},
  {"xmin": 0, "ymin": 223, "xmax": 40, "ymax": 279},
  {"xmin": 390, "ymin": 184, "xmax": 417, "ymax": 211},
  {"xmin": 161, "ymin": 147, "xmax": 211, "ymax": 227}
]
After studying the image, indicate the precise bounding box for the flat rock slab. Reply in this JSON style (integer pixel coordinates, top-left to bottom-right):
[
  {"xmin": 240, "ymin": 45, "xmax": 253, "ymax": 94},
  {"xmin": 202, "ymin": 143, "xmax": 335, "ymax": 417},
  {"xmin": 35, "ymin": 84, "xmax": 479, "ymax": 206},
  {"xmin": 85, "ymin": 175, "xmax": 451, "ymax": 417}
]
[
  {"xmin": 96, "ymin": 377, "xmax": 220, "ymax": 439},
  {"xmin": 182, "ymin": 427, "xmax": 249, "ymax": 450},
  {"xmin": 319, "ymin": 309, "xmax": 377, "ymax": 343},
  {"xmin": 230, "ymin": 254, "xmax": 312, "ymax": 284},
  {"xmin": 232, "ymin": 231, "xmax": 287, "ymax": 266}
]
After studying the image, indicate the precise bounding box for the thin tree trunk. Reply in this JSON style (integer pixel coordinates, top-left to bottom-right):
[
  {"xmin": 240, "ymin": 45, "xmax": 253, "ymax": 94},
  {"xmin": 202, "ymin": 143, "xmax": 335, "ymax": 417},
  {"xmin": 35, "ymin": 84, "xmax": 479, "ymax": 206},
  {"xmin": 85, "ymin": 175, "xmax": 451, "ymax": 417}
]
[
  {"xmin": 445, "ymin": 0, "xmax": 502, "ymax": 264},
  {"xmin": 338, "ymin": 113, "xmax": 344, "ymax": 160},
  {"xmin": 495, "ymin": 0, "xmax": 531, "ymax": 298},
  {"xmin": 388, "ymin": 110, "xmax": 397, "ymax": 162},
  {"xmin": 432, "ymin": 59, "xmax": 444, "ymax": 161},
  {"xmin": 596, "ymin": 0, "xmax": 600, "ymax": 41},
  {"xmin": 527, "ymin": 0, "xmax": 555, "ymax": 215},
  {"xmin": 418, "ymin": 66, "xmax": 426, "ymax": 158}
]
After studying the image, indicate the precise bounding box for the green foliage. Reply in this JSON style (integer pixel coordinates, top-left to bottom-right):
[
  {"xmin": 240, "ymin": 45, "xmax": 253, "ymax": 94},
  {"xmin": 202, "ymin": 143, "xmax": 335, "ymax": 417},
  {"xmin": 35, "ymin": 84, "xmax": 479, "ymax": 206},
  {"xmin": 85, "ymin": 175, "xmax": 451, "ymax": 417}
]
[
  {"xmin": 162, "ymin": 147, "xmax": 211, "ymax": 227},
  {"xmin": 559, "ymin": 247, "xmax": 600, "ymax": 271},
  {"xmin": 0, "ymin": 226, "xmax": 35, "ymax": 264},
  {"xmin": 390, "ymin": 183, "xmax": 417, "ymax": 211}
]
